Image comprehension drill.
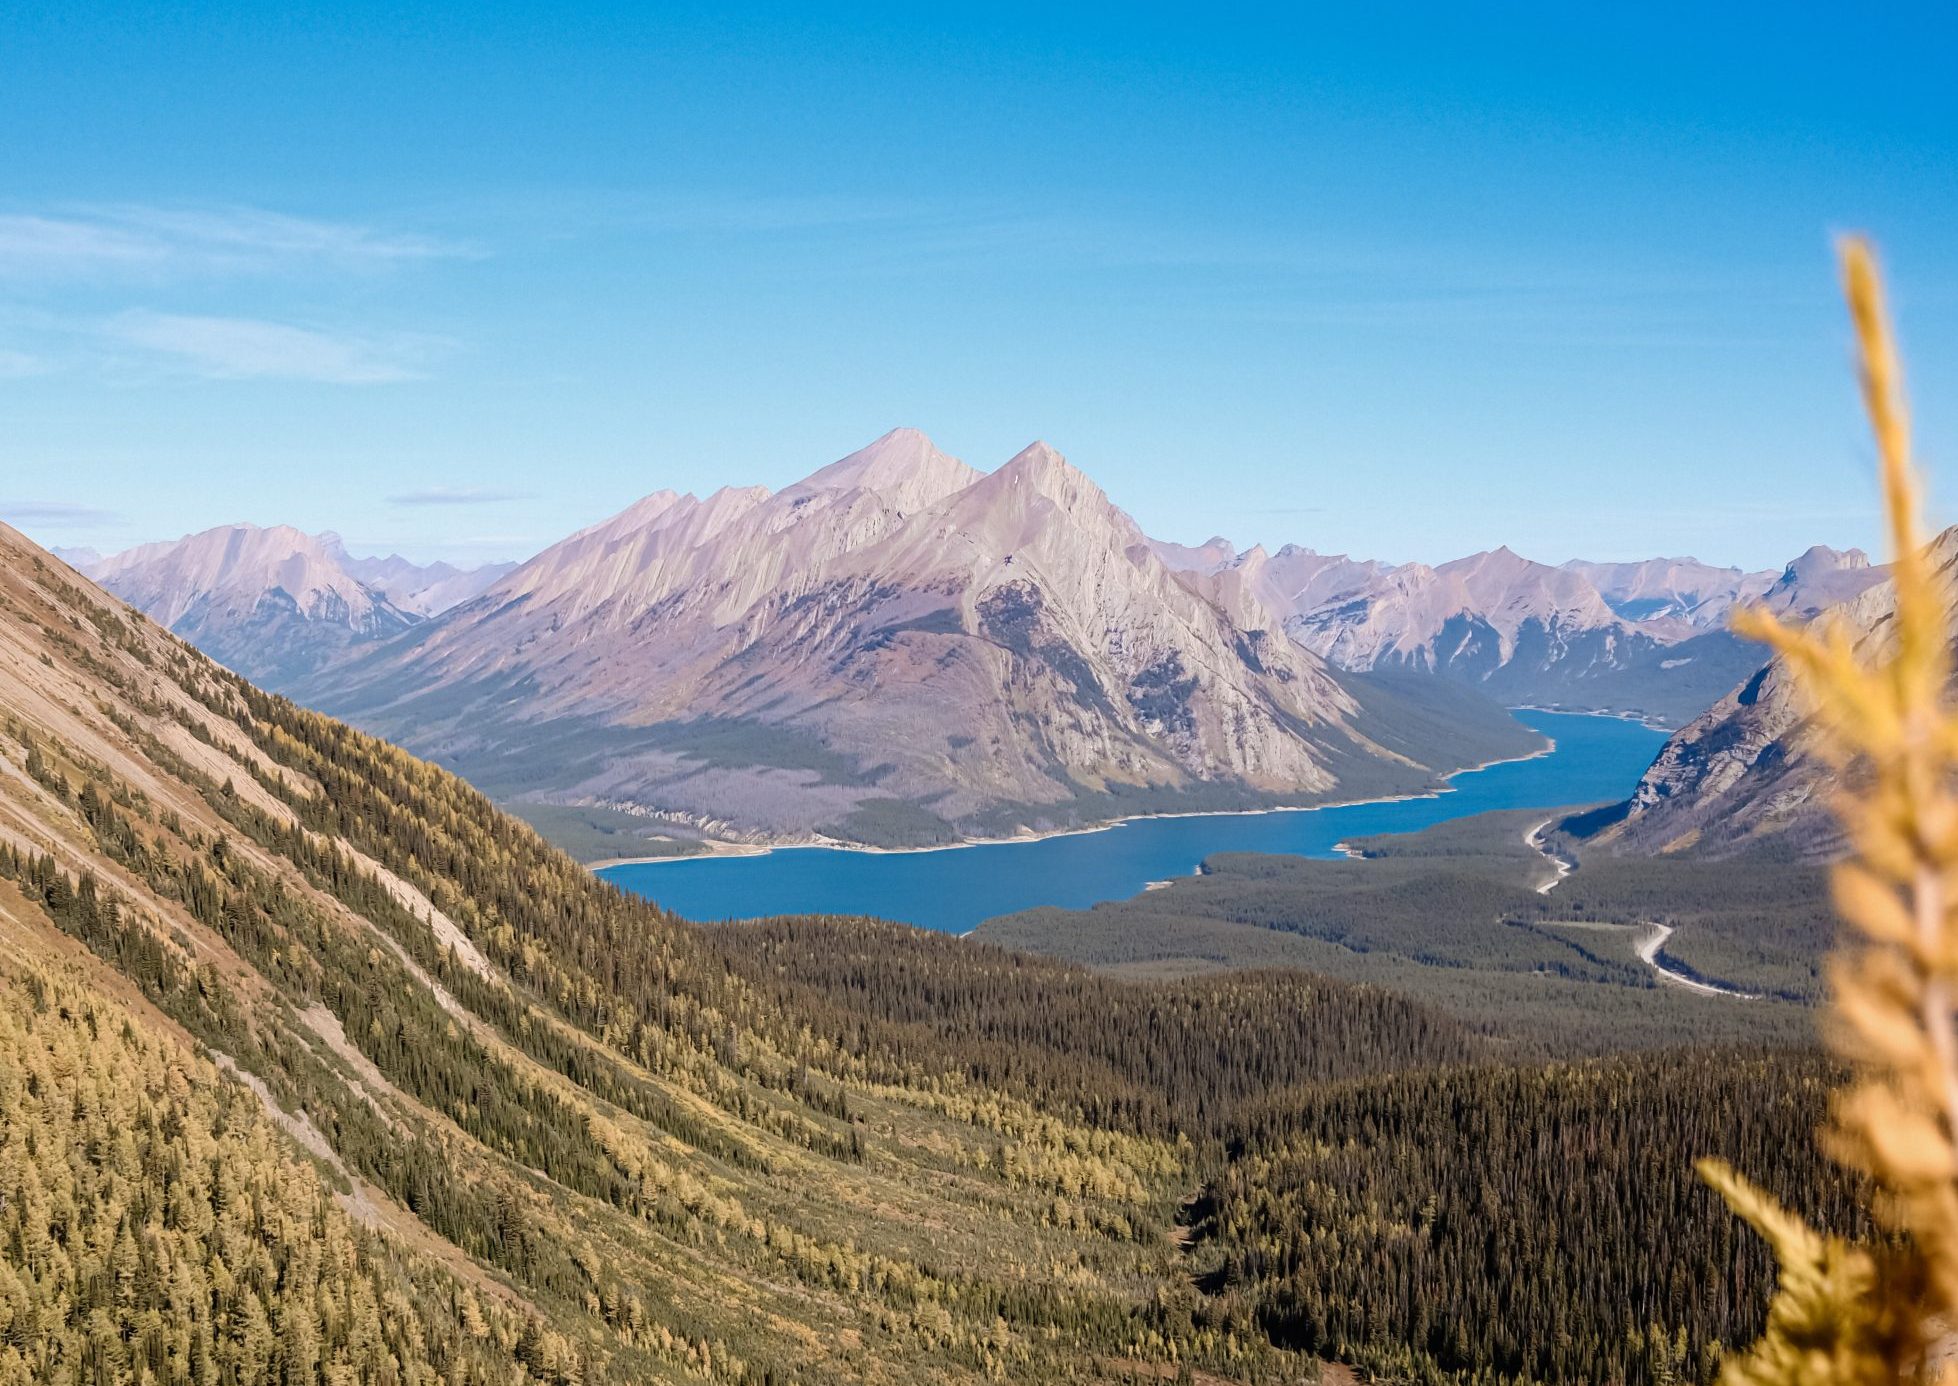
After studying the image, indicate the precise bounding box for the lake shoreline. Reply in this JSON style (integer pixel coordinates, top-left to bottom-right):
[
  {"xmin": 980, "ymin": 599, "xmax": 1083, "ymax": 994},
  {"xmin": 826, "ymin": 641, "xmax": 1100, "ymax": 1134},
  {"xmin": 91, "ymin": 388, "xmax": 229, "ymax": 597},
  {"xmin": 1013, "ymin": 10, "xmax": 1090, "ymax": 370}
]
[
  {"xmin": 1507, "ymin": 703, "xmax": 1674, "ymax": 732},
  {"xmin": 593, "ymin": 723, "xmax": 1561, "ymax": 872},
  {"xmin": 596, "ymin": 709, "xmax": 1666, "ymax": 933}
]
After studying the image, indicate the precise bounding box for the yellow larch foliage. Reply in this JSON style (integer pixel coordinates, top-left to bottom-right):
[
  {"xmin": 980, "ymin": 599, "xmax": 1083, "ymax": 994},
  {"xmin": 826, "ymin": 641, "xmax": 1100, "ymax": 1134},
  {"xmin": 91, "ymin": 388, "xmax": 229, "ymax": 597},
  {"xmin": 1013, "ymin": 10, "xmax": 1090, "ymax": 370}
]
[{"xmin": 1709, "ymin": 238, "xmax": 1958, "ymax": 1384}]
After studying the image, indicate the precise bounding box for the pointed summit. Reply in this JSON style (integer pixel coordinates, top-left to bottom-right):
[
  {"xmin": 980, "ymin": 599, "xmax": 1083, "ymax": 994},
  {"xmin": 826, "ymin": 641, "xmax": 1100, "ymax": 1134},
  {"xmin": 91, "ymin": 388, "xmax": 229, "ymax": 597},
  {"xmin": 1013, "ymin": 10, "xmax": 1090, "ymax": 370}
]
[
  {"xmin": 1002, "ymin": 439, "xmax": 1068, "ymax": 473},
  {"xmin": 991, "ymin": 441, "xmax": 1103, "ymax": 502},
  {"xmin": 785, "ymin": 428, "xmax": 980, "ymax": 511}
]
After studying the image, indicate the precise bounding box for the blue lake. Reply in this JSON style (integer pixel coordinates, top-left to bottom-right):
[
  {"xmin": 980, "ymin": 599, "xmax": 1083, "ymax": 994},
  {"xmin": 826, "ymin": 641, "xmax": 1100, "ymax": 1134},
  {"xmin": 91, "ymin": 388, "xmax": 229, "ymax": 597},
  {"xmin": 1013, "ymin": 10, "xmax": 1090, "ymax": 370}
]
[{"xmin": 598, "ymin": 709, "xmax": 1667, "ymax": 935}]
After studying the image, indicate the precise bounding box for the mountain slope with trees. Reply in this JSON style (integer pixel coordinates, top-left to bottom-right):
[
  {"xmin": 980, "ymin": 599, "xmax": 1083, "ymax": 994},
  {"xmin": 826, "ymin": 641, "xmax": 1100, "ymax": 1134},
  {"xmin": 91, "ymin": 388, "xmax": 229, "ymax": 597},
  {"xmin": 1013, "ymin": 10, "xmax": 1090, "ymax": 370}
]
[{"xmin": 0, "ymin": 516, "xmax": 1842, "ymax": 1384}]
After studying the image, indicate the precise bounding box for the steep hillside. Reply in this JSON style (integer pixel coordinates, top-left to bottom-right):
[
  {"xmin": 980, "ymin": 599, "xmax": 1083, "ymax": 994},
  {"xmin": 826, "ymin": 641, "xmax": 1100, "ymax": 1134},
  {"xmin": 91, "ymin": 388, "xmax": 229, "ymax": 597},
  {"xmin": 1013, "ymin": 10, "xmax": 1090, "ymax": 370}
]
[
  {"xmin": 0, "ymin": 516, "xmax": 1482, "ymax": 1383},
  {"xmin": 1591, "ymin": 528, "xmax": 1958, "ymax": 858},
  {"xmin": 0, "ymin": 950, "xmax": 534, "ymax": 1385},
  {"xmin": 297, "ymin": 430, "xmax": 1536, "ymax": 849}
]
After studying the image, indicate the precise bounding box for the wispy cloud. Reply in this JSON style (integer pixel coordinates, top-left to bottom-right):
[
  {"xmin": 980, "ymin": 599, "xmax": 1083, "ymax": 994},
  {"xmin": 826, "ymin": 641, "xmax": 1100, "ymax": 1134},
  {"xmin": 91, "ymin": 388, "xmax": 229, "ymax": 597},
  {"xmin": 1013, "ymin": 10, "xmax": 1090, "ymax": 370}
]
[
  {"xmin": 0, "ymin": 500, "xmax": 121, "ymax": 527},
  {"xmin": 387, "ymin": 486, "xmax": 535, "ymax": 507},
  {"xmin": 0, "ymin": 203, "xmax": 473, "ymax": 280},
  {"xmin": 106, "ymin": 311, "xmax": 447, "ymax": 384},
  {"xmin": 0, "ymin": 347, "xmax": 46, "ymax": 377}
]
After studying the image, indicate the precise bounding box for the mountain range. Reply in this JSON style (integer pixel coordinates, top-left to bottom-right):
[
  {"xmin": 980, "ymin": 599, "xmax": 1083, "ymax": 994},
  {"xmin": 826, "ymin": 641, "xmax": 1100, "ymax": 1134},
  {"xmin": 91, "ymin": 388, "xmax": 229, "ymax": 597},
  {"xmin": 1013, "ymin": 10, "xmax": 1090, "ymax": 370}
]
[
  {"xmin": 65, "ymin": 427, "xmax": 1880, "ymax": 854},
  {"xmin": 1153, "ymin": 538, "xmax": 1882, "ymax": 726}
]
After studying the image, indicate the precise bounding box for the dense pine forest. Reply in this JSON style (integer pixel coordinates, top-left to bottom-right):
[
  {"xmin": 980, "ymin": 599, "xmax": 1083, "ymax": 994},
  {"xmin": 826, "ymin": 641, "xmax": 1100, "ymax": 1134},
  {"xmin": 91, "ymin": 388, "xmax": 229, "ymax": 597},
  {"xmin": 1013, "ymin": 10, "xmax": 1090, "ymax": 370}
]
[
  {"xmin": 0, "ymin": 524, "xmax": 1843, "ymax": 1384},
  {"xmin": 1200, "ymin": 1052, "xmax": 1862, "ymax": 1386}
]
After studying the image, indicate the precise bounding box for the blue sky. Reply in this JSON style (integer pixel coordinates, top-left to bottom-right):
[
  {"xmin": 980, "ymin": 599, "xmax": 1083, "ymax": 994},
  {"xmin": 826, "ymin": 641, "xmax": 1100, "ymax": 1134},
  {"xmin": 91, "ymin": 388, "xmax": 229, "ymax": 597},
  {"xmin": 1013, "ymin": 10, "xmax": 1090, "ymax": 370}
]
[{"xmin": 1, "ymin": 3, "xmax": 1953, "ymax": 571}]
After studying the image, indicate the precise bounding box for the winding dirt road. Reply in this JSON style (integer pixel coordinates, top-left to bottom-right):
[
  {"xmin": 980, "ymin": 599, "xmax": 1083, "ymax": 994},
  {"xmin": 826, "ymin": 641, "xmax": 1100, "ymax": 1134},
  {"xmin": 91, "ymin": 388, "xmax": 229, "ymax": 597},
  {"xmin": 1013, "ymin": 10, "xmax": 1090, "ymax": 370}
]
[{"xmin": 1525, "ymin": 818, "xmax": 1758, "ymax": 998}]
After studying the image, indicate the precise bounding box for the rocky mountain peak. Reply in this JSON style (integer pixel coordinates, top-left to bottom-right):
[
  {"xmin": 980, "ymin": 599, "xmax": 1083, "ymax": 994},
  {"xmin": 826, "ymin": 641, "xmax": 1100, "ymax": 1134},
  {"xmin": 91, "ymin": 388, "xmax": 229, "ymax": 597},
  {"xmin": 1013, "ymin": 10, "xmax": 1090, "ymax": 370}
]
[
  {"xmin": 782, "ymin": 427, "xmax": 980, "ymax": 512},
  {"xmin": 1755, "ymin": 545, "xmax": 1886, "ymax": 620},
  {"xmin": 1444, "ymin": 545, "xmax": 1531, "ymax": 580},
  {"xmin": 567, "ymin": 489, "xmax": 686, "ymax": 545},
  {"xmin": 992, "ymin": 441, "xmax": 1097, "ymax": 500},
  {"xmin": 1783, "ymin": 544, "xmax": 1871, "ymax": 579}
]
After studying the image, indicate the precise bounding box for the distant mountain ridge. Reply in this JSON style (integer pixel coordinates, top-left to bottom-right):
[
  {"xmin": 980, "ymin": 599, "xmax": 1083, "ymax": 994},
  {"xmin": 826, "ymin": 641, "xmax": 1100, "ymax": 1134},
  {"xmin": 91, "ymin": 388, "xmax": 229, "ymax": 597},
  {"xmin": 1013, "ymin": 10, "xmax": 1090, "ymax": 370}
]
[
  {"xmin": 1561, "ymin": 556, "xmax": 1777, "ymax": 625},
  {"xmin": 324, "ymin": 535, "xmax": 516, "ymax": 616},
  {"xmin": 1155, "ymin": 536, "xmax": 1884, "ymax": 726},
  {"xmin": 293, "ymin": 428, "xmax": 1539, "ymax": 849},
  {"xmin": 83, "ymin": 524, "xmax": 421, "ymax": 683},
  {"xmin": 78, "ymin": 523, "xmax": 513, "ymax": 683}
]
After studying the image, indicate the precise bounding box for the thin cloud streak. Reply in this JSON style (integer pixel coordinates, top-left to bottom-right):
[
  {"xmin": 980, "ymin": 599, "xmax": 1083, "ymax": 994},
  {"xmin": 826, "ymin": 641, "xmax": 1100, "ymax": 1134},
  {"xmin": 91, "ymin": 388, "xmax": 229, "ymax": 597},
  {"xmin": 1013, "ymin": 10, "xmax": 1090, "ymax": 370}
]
[
  {"xmin": 0, "ymin": 203, "xmax": 474, "ymax": 280},
  {"xmin": 107, "ymin": 311, "xmax": 447, "ymax": 384},
  {"xmin": 0, "ymin": 501, "xmax": 121, "ymax": 527}
]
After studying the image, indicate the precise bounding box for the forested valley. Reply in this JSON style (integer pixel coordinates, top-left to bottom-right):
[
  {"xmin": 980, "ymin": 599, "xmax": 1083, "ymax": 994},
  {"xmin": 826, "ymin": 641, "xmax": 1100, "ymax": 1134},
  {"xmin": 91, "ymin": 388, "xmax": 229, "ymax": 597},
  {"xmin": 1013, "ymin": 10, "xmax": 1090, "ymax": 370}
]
[{"xmin": 0, "ymin": 522, "xmax": 1834, "ymax": 1385}]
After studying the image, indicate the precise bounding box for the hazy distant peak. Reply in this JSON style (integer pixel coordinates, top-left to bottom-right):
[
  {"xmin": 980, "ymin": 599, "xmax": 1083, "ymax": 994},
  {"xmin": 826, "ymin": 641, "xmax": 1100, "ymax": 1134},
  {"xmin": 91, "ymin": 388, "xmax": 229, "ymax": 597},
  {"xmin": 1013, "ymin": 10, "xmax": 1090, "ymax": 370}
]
[
  {"xmin": 1750, "ymin": 543, "xmax": 1885, "ymax": 621},
  {"xmin": 1150, "ymin": 535, "xmax": 1239, "ymax": 574},
  {"xmin": 1783, "ymin": 544, "xmax": 1870, "ymax": 578},
  {"xmin": 95, "ymin": 521, "xmax": 330, "ymax": 578},
  {"xmin": 84, "ymin": 521, "xmax": 404, "ymax": 650},
  {"xmin": 51, "ymin": 545, "xmax": 102, "ymax": 571},
  {"xmin": 702, "ymin": 483, "xmax": 774, "ymax": 509}
]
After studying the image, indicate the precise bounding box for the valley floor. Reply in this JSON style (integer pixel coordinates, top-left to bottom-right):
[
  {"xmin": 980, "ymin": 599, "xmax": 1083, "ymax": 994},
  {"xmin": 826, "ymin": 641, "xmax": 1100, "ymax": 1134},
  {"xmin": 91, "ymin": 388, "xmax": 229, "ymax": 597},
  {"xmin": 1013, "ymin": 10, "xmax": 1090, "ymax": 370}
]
[{"xmin": 976, "ymin": 805, "xmax": 1823, "ymax": 1052}]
